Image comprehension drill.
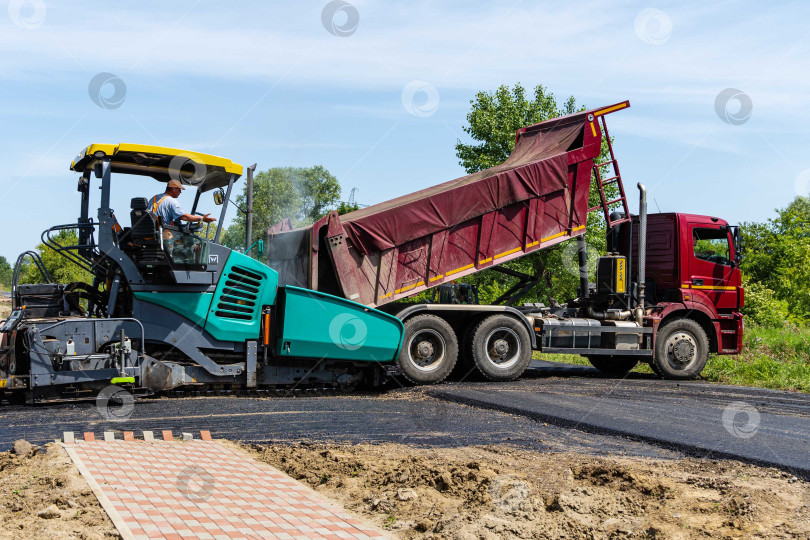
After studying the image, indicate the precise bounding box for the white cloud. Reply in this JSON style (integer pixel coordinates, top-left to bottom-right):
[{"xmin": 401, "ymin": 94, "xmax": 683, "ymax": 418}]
[{"xmin": 0, "ymin": 0, "xmax": 805, "ymax": 136}]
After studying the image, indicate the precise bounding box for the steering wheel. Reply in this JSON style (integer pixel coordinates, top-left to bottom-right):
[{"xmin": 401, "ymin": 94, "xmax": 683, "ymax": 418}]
[{"xmin": 188, "ymin": 212, "xmax": 207, "ymax": 233}]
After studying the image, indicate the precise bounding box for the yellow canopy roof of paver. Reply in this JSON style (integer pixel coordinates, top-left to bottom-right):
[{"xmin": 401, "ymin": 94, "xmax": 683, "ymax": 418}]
[{"xmin": 70, "ymin": 143, "xmax": 243, "ymax": 192}]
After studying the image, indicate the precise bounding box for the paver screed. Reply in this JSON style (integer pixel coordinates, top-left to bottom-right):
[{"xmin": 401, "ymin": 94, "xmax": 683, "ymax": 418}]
[{"xmin": 63, "ymin": 435, "xmax": 390, "ymax": 540}]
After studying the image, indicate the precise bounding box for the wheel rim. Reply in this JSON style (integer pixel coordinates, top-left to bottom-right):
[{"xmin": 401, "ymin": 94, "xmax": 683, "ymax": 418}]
[
  {"xmin": 662, "ymin": 331, "xmax": 698, "ymax": 371},
  {"xmin": 407, "ymin": 329, "xmax": 446, "ymax": 373},
  {"xmin": 483, "ymin": 327, "xmax": 521, "ymax": 369}
]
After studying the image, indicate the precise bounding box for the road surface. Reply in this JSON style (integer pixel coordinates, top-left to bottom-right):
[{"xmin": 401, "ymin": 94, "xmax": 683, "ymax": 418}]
[
  {"xmin": 1, "ymin": 360, "xmax": 807, "ymax": 477},
  {"xmin": 434, "ymin": 360, "xmax": 810, "ymax": 478}
]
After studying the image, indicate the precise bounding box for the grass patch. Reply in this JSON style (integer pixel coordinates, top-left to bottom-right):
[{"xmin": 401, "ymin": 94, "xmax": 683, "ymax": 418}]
[
  {"xmin": 532, "ymin": 352, "xmax": 590, "ymax": 366},
  {"xmin": 533, "ymin": 325, "xmax": 810, "ymax": 392},
  {"xmin": 702, "ymin": 324, "xmax": 810, "ymax": 393}
]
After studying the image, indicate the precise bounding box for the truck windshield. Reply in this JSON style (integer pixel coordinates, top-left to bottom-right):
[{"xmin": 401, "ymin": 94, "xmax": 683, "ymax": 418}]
[{"xmin": 692, "ymin": 228, "xmax": 731, "ymax": 266}]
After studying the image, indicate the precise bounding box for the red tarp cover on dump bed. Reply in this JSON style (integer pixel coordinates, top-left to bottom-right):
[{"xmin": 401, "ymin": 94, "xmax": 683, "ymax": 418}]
[
  {"xmin": 266, "ymin": 103, "xmax": 629, "ymax": 306},
  {"xmin": 338, "ymin": 117, "xmax": 585, "ymax": 255}
]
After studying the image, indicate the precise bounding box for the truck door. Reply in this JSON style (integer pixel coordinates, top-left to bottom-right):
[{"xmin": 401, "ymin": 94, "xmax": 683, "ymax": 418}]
[{"xmin": 686, "ymin": 224, "xmax": 738, "ymax": 309}]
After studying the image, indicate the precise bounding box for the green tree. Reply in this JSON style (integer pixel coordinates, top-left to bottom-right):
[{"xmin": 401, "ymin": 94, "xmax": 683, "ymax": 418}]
[
  {"xmin": 0, "ymin": 255, "xmax": 11, "ymax": 289},
  {"xmin": 222, "ymin": 166, "xmax": 341, "ymax": 251},
  {"xmin": 456, "ymin": 84, "xmax": 577, "ymax": 172},
  {"xmin": 299, "ymin": 166, "xmax": 341, "ymax": 223},
  {"xmin": 454, "ymin": 83, "xmax": 616, "ymax": 305},
  {"xmin": 336, "ymin": 201, "xmax": 359, "ymax": 215},
  {"xmin": 19, "ymin": 229, "xmax": 91, "ymax": 285},
  {"xmin": 740, "ymin": 196, "xmax": 810, "ymax": 324}
]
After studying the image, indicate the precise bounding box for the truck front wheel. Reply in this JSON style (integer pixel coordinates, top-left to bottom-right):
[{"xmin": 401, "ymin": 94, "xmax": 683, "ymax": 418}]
[
  {"xmin": 398, "ymin": 315, "xmax": 458, "ymax": 384},
  {"xmin": 470, "ymin": 315, "xmax": 532, "ymax": 381},
  {"xmin": 652, "ymin": 318, "xmax": 709, "ymax": 379}
]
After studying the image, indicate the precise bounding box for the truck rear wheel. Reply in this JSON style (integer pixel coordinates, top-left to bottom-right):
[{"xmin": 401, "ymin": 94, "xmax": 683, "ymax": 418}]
[
  {"xmin": 586, "ymin": 356, "xmax": 638, "ymax": 376},
  {"xmin": 652, "ymin": 318, "xmax": 709, "ymax": 380},
  {"xmin": 398, "ymin": 315, "xmax": 458, "ymax": 384},
  {"xmin": 470, "ymin": 315, "xmax": 532, "ymax": 381}
]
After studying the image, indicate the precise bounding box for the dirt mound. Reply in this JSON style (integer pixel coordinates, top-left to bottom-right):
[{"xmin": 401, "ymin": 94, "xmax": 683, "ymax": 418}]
[
  {"xmin": 0, "ymin": 442, "xmax": 117, "ymax": 540},
  {"xmin": 247, "ymin": 442, "xmax": 810, "ymax": 539},
  {"xmin": 1, "ymin": 436, "xmax": 807, "ymax": 539}
]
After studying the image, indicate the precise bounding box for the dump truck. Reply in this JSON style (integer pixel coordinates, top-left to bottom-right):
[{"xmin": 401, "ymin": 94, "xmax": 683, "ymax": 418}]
[
  {"xmin": 0, "ymin": 101, "xmax": 744, "ymax": 403},
  {"xmin": 266, "ymin": 101, "xmax": 744, "ymax": 383}
]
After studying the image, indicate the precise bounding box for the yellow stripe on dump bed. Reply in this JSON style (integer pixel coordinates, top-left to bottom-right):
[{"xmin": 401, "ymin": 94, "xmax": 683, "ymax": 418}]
[
  {"xmin": 494, "ymin": 247, "xmax": 522, "ymax": 260},
  {"xmin": 541, "ymin": 231, "xmax": 566, "ymax": 242},
  {"xmin": 446, "ymin": 264, "xmax": 475, "ymax": 276},
  {"xmin": 593, "ymin": 102, "xmax": 629, "ymax": 116},
  {"xmin": 395, "ymin": 281, "xmax": 425, "ymax": 294}
]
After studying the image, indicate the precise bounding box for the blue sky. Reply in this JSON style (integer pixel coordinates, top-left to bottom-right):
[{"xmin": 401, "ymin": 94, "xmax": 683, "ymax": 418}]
[{"xmin": 1, "ymin": 0, "xmax": 808, "ymax": 263}]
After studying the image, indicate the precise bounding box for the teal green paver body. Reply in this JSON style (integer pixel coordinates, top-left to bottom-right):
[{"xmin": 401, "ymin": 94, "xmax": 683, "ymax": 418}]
[
  {"xmin": 134, "ymin": 251, "xmax": 403, "ymax": 362},
  {"xmin": 277, "ymin": 286, "xmax": 404, "ymax": 362}
]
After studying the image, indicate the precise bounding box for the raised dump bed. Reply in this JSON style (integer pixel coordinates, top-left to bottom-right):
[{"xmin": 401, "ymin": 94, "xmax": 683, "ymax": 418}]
[{"xmin": 266, "ymin": 102, "xmax": 629, "ymax": 308}]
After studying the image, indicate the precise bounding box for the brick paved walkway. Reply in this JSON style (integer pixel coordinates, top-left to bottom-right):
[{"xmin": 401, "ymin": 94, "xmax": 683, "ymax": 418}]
[{"xmin": 63, "ymin": 433, "xmax": 389, "ymax": 540}]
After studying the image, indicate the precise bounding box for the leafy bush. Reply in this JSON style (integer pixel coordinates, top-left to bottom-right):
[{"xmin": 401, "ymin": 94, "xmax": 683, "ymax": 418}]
[
  {"xmin": 740, "ymin": 277, "xmax": 791, "ymax": 327},
  {"xmin": 740, "ymin": 196, "xmax": 810, "ymax": 324}
]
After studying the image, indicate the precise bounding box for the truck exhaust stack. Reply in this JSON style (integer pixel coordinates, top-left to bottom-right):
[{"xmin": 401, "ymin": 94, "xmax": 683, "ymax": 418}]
[{"xmin": 635, "ymin": 182, "xmax": 647, "ymax": 325}]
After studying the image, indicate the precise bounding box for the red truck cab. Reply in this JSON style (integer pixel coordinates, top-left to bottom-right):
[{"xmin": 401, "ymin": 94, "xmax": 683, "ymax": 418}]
[{"xmin": 618, "ymin": 212, "xmax": 744, "ymax": 358}]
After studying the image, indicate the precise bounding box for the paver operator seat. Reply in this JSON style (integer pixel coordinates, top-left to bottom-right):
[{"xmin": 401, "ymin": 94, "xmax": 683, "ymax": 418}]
[{"xmin": 126, "ymin": 197, "xmax": 168, "ymax": 268}]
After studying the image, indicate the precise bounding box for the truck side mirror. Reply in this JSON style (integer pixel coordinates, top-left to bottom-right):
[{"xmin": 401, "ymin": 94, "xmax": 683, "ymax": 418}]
[
  {"xmin": 731, "ymin": 225, "xmax": 743, "ymax": 266},
  {"xmin": 213, "ymin": 188, "xmax": 224, "ymax": 206}
]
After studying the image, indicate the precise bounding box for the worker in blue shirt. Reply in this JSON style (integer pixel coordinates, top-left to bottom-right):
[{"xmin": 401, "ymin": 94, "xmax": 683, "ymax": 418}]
[{"xmin": 151, "ymin": 179, "xmax": 216, "ymax": 256}]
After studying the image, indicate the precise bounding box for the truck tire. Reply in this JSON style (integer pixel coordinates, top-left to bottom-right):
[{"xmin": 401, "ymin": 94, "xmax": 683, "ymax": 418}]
[
  {"xmin": 470, "ymin": 314, "xmax": 532, "ymax": 381},
  {"xmin": 652, "ymin": 318, "xmax": 709, "ymax": 380},
  {"xmin": 398, "ymin": 315, "xmax": 458, "ymax": 384},
  {"xmin": 586, "ymin": 356, "xmax": 638, "ymax": 376}
]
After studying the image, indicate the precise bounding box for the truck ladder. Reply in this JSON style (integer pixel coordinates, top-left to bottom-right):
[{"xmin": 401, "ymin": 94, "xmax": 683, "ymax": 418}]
[{"xmin": 589, "ymin": 114, "xmax": 631, "ymax": 228}]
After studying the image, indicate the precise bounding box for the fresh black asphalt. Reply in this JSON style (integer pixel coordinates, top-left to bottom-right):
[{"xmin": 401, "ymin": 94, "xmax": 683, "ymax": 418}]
[
  {"xmin": 0, "ymin": 389, "xmax": 681, "ymax": 460},
  {"xmin": 433, "ymin": 360, "xmax": 810, "ymax": 478},
  {"xmin": 1, "ymin": 360, "xmax": 807, "ymax": 477}
]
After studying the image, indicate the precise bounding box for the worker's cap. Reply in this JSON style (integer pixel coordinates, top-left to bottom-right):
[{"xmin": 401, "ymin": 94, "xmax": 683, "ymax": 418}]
[{"xmin": 167, "ymin": 179, "xmax": 185, "ymax": 190}]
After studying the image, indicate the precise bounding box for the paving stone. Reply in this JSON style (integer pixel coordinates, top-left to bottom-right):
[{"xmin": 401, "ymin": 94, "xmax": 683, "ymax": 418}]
[{"xmin": 65, "ymin": 439, "xmax": 388, "ymax": 539}]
